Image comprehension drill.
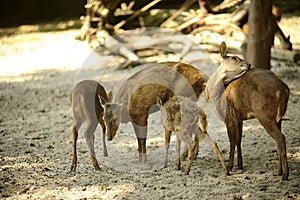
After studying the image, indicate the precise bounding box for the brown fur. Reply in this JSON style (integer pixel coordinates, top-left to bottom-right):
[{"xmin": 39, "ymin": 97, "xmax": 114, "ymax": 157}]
[
  {"xmin": 70, "ymin": 80, "xmax": 117, "ymax": 171},
  {"xmin": 105, "ymin": 62, "xmax": 209, "ymax": 163},
  {"xmin": 159, "ymin": 96, "xmax": 229, "ymax": 175},
  {"xmin": 206, "ymin": 42, "xmax": 290, "ymax": 180}
]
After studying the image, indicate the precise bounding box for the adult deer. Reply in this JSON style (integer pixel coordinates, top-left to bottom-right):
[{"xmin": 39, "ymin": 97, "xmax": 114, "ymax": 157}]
[
  {"xmin": 70, "ymin": 80, "xmax": 118, "ymax": 171},
  {"xmin": 205, "ymin": 42, "xmax": 290, "ymax": 180},
  {"xmin": 104, "ymin": 62, "xmax": 208, "ymax": 164}
]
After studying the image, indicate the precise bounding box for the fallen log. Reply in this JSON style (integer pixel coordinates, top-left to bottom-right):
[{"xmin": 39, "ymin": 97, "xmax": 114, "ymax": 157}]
[{"xmin": 271, "ymin": 49, "xmax": 300, "ymax": 63}]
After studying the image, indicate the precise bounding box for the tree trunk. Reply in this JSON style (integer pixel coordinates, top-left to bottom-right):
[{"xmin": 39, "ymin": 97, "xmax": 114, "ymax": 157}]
[{"xmin": 247, "ymin": 0, "xmax": 276, "ymax": 69}]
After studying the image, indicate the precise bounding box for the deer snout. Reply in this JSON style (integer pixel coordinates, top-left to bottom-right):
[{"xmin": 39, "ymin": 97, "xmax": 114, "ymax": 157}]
[
  {"xmin": 241, "ymin": 62, "xmax": 251, "ymax": 71},
  {"xmin": 107, "ymin": 136, "xmax": 113, "ymax": 141}
]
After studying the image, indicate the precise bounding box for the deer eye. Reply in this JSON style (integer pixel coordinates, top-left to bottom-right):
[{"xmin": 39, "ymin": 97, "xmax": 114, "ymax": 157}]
[{"xmin": 231, "ymin": 56, "xmax": 238, "ymax": 61}]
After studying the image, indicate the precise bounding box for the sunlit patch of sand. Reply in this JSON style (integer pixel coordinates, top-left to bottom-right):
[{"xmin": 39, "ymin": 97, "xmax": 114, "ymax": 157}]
[{"xmin": 0, "ymin": 30, "xmax": 102, "ymax": 79}]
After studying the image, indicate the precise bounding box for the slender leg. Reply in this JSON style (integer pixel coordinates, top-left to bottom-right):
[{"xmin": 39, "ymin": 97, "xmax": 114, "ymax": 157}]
[
  {"xmin": 183, "ymin": 134, "xmax": 194, "ymax": 175},
  {"xmin": 181, "ymin": 144, "xmax": 188, "ymax": 161},
  {"xmin": 164, "ymin": 128, "xmax": 172, "ymax": 168},
  {"xmin": 133, "ymin": 123, "xmax": 148, "ymax": 163},
  {"xmin": 226, "ymin": 118, "xmax": 238, "ymax": 171},
  {"xmin": 137, "ymin": 137, "xmax": 147, "ymax": 163},
  {"xmin": 71, "ymin": 123, "xmax": 80, "ymax": 172},
  {"xmin": 183, "ymin": 147, "xmax": 193, "ymax": 175},
  {"xmin": 176, "ymin": 135, "xmax": 182, "ymax": 170},
  {"xmin": 277, "ymin": 119, "xmax": 282, "ymax": 132},
  {"xmin": 99, "ymin": 120, "xmax": 108, "ymax": 157},
  {"xmin": 258, "ymin": 117, "xmax": 289, "ymax": 181},
  {"xmin": 181, "ymin": 135, "xmax": 197, "ymax": 161},
  {"xmin": 183, "ymin": 134, "xmax": 196, "ymax": 175},
  {"xmin": 84, "ymin": 123, "xmax": 100, "ymax": 170},
  {"xmin": 137, "ymin": 137, "xmax": 142, "ymax": 162},
  {"xmin": 276, "ymin": 119, "xmax": 284, "ymax": 177},
  {"xmin": 191, "ymin": 136, "xmax": 199, "ymax": 161},
  {"xmin": 236, "ymin": 121, "xmax": 243, "ymax": 170}
]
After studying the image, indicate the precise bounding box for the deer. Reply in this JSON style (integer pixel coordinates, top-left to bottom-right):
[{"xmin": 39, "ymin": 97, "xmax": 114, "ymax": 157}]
[
  {"xmin": 235, "ymin": 4, "xmax": 292, "ymax": 56},
  {"xmin": 275, "ymin": 26, "xmax": 292, "ymax": 51},
  {"xmin": 158, "ymin": 95, "xmax": 230, "ymax": 175},
  {"xmin": 205, "ymin": 42, "xmax": 290, "ymax": 180},
  {"xmin": 70, "ymin": 80, "xmax": 118, "ymax": 171},
  {"xmin": 102, "ymin": 62, "xmax": 209, "ymax": 164}
]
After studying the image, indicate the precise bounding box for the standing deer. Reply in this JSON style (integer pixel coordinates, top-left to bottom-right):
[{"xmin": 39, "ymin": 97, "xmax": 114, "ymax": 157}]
[
  {"xmin": 205, "ymin": 42, "xmax": 290, "ymax": 180},
  {"xmin": 103, "ymin": 62, "xmax": 209, "ymax": 164},
  {"xmin": 158, "ymin": 96, "xmax": 230, "ymax": 175},
  {"xmin": 70, "ymin": 80, "xmax": 118, "ymax": 171}
]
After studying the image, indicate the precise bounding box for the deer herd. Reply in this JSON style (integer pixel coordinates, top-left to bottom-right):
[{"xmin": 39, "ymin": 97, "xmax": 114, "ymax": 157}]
[{"xmin": 70, "ymin": 42, "xmax": 290, "ymax": 181}]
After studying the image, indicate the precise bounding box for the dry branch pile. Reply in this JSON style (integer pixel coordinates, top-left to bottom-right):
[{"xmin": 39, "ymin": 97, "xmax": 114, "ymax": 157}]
[
  {"xmin": 76, "ymin": 0, "xmax": 299, "ymax": 67},
  {"xmin": 78, "ymin": 0, "xmax": 245, "ymax": 40}
]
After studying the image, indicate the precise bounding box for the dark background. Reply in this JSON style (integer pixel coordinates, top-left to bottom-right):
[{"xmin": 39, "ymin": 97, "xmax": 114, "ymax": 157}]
[
  {"xmin": 0, "ymin": 0, "xmax": 86, "ymax": 27},
  {"xmin": 0, "ymin": 0, "xmax": 298, "ymax": 28},
  {"xmin": 0, "ymin": 0, "xmax": 215, "ymax": 28}
]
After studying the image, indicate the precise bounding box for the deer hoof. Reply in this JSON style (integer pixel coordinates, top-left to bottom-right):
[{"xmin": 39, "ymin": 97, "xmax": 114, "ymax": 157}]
[{"xmin": 70, "ymin": 165, "xmax": 76, "ymax": 172}]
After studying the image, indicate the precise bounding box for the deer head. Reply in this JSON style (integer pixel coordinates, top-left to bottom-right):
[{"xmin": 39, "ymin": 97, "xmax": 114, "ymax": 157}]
[
  {"xmin": 218, "ymin": 42, "xmax": 251, "ymax": 84},
  {"xmin": 100, "ymin": 91, "xmax": 120, "ymax": 141}
]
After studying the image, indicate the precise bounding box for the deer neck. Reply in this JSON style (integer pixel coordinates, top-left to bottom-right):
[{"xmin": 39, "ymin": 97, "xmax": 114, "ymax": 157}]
[
  {"xmin": 275, "ymin": 27, "xmax": 292, "ymax": 50},
  {"xmin": 276, "ymin": 29, "xmax": 287, "ymax": 42},
  {"xmin": 205, "ymin": 71, "xmax": 227, "ymax": 121}
]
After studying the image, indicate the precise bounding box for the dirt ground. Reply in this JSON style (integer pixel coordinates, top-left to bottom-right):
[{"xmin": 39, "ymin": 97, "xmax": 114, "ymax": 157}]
[{"xmin": 0, "ymin": 16, "xmax": 300, "ymax": 200}]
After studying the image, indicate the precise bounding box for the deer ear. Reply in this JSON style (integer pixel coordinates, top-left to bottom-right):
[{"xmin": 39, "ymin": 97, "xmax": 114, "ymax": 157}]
[
  {"xmin": 220, "ymin": 41, "xmax": 227, "ymax": 58},
  {"xmin": 99, "ymin": 96, "xmax": 108, "ymax": 105},
  {"xmin": 107, "ymin": 90, "xmax": 113, "ymax": 102},
  {"xmin": 157, "ymin": 97, "xmax": 163, "ymax": 107},
  {"xmin": 287, "ymin": 35, "xmax": 290, "ymax": 40}
]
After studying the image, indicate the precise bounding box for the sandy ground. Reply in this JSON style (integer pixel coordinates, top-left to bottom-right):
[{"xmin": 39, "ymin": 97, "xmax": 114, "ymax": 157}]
[{"xmin": 0, "ymin": 16, "xmax": 300, "ymax": 200}]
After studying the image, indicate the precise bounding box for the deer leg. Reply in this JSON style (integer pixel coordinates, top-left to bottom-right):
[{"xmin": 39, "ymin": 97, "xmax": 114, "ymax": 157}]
[
  {"xmin": 278, "ymin": 134, "xmax": 288, "ymax": 180},
  {"xmin": 137, "ymin": 137, "xmax": 147, "ymax": 163},
  {"xmin": 183, "ymin": 135, "xmax": 194, "ymax": 175},
  {"xmin": 99, "ymin": 120, "xmax": 108, "ymax": 157},
  {"xmin": 258, "ymin": 117, "xmax": 289, "ymax": 181},
  {"xmin": 226, "ymin": 119, "xmax": 238, "ymax": 171},
  {"xmin": 181, "ymin": 144, "xmax": 188, "ymax": 161},
  {"xmin": 133, "ymin": 123, "xmax": 148, "ymax": 163},
  {"xmin": 183, "ymin": 148, "xmax": 193, "ymax": 175},
  {"xmin": 164, "ymin": 127, "xmax": 172, "ymax": 168},
  {"xmin": 84, "ymin": 123, "xmax": 100, "ymax": 170},
  {"xmin": 276, "ymin": 119, "xmax": 283, "ymax": 175},
  {"xmin": 236, "ymin": 121, "xmax": 243, "ymax": 170},
  {"xmin": 182, "ymin": 137, "xmax": 199, "ymax": 161},
  {"xmin": 176, "ymin": 135, "xmax": 182, "ymax": 170},
  {"xmin": 277, "ymin": 119, "xmax": 282, "ymax": 131},
  {"xmin": 71, "ymin": 122, "xmax": 80, "ymax": 172},
  {"xmin": 137, "ymin": 137, "xmax": 142, "ymax": 162},
  {"xmin": 192, "ymin": 136, "xmax": 199, "ymax": 160}
]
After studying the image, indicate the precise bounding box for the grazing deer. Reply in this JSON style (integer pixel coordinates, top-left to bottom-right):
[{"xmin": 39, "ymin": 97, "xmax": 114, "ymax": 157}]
[
  {"xmin": 205, "ymin": 42, "xmax": 290, "ymax": 180},
  {"xmin": 275, "ymin": 26, "xmax": 292, "ymax": 51},
  {"xmin": 70, "ymin": 80, "xmax": 118, "ymax": 171},
  {"xmin": 158, "ymin": 96, "xmax": 230, "ymax": 175},
  {"xmin": 233, "ymin": 4, "xmax": 292, "ymax": 52},
  {"xmin": 104, "ymin": 62, "xmax": 209, "ymax": 164}
]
